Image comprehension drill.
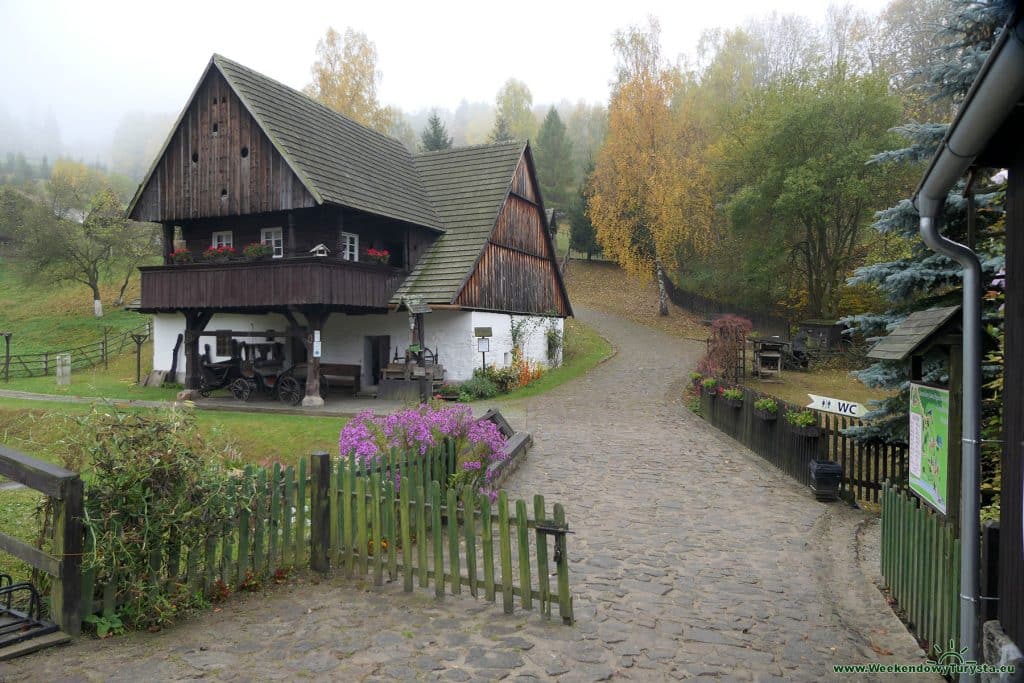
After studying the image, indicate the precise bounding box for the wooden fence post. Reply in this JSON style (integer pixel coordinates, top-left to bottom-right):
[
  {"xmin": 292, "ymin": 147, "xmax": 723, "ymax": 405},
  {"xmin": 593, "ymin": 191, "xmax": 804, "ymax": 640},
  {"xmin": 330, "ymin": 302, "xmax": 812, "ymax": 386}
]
[
  {"xmin": 310, "ymin": 452, "xmax": 331, "ymax": 573},
  {"xmin": 52, "ymin": 475, "xmax": 83, "ymax": 636}
]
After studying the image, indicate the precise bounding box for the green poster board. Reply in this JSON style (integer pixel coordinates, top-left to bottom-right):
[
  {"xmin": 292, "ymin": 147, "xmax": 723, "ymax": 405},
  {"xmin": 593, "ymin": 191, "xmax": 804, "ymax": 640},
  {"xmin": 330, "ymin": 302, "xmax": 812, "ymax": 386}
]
[{"xmin": 909, "ymin": 383, "xmax": 950, "ymax": 514}]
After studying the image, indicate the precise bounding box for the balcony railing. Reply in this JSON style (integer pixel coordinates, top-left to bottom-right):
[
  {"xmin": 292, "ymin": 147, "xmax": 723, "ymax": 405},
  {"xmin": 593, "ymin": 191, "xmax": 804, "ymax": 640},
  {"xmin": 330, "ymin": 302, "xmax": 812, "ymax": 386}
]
[{"xmin": 139, "ymin": 256, "xmax": 406, "ymax": 311}]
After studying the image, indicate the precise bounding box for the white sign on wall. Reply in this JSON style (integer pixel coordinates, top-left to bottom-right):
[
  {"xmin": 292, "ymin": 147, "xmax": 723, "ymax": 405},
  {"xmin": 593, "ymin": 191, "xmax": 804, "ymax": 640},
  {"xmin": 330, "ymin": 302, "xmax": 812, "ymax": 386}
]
[
  {"xmin": 313, "ymin": 330, "xmax": 322, "ymax": 358},
  {"xmin": 806, "ymin": 394, "xmax": 866, "ymax": 418}
]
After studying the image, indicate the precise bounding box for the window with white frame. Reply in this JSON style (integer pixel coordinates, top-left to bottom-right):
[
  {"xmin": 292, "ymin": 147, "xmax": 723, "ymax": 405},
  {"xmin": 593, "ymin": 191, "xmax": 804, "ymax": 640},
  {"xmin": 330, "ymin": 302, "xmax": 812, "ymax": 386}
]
[
  {"xmin": 340, "ymin": 231, "xmax": 358, "ymax": 261},
  {"xmin": 211, "ymin": 231, "xmax": 233, "ymax": 248},
  {"xmin": 261, "ymin": 227, "xmax": 284, "ymax": 258}
]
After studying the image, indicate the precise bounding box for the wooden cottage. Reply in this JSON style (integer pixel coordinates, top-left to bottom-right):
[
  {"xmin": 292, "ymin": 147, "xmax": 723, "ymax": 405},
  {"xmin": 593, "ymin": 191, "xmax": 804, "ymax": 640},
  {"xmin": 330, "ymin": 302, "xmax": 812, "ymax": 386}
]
[{"xmin": 128, "ymin": 54, "xmax": 571, "ymax": 404}]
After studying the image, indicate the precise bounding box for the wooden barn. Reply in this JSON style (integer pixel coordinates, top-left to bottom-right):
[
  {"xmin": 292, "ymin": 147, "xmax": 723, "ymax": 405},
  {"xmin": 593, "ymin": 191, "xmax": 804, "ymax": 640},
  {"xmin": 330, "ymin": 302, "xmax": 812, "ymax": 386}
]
[{"xmin": 127, "ymin": 54, "xmax": 571, "ymax": 405}]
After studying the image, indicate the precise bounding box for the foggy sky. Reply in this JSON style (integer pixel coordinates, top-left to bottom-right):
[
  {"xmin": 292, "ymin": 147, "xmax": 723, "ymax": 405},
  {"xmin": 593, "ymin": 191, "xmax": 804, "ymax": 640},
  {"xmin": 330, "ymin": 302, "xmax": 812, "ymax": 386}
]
[{"xmin": 1, "ymin": 0, "xmax": 890, "ymax": 161}]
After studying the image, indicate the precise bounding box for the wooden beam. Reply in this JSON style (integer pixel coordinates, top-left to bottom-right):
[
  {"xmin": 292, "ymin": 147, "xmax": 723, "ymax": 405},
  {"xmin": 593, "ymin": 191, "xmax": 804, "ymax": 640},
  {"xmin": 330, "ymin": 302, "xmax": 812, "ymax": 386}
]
[
  {"xmin": 0, "ymin": 446, "xmax": 78, "ymax": 497},
  {"xmin": 0, "ymin": 533, "xmax": 60, "ymax": 577}
]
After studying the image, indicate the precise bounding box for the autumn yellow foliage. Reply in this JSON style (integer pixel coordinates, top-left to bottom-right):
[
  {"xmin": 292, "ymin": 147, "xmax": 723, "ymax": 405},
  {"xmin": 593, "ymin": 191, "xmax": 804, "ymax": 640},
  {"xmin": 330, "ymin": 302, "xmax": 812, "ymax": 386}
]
[{"xmin": 587, "ymin": 19, "xmax": 713, "ymax": 282}]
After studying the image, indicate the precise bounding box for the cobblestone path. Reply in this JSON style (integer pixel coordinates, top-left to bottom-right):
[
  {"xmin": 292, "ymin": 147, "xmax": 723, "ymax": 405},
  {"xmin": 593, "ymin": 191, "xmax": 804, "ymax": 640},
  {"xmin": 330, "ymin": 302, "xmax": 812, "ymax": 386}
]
[{"xmin": 0, "ymin": 306, "xmax": 927, "ymax": 682}]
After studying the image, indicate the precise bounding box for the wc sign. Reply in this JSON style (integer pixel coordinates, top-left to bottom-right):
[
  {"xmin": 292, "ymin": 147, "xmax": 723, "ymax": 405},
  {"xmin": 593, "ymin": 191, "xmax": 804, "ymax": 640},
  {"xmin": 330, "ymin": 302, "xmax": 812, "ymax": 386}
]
[{"xmin": 806, "ymin": 394, "xmax": 866, "ymax": 418}]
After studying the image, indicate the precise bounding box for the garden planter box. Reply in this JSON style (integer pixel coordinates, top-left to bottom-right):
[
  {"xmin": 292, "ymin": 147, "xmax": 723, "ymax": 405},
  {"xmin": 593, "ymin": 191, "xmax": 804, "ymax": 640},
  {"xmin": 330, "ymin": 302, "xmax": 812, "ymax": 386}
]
[
  {"xmin": 786, "ymin": 423, "xmax": 821, "ymax": 438},
  {"xmin": 723, "ymin": 398, "xmax": 743, "ymax": 409},
  {"xmin": 754, "ymin": 408, "xmax": 778, "ymax": 422},
  {"xmin": 700, "ymin": 386, "xmax": 718, "ymax": 398}
]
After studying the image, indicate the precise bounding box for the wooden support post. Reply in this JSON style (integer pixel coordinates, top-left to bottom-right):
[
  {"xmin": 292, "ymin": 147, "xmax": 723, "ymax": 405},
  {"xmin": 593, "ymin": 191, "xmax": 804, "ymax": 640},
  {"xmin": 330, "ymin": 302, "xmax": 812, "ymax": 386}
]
[
  {"xmin": 1, "ymin": 332, "xmax": 10, "ymax": 382},
  {"xmin": 182, "ymin": 310, "xmax": 213, "ymax": 394},
  {"xmin": 416, "ymin": 312, "xmax": 428, "ymax": 404},
  {"xmin": 301, "ymin": 310, "xmax": 329, "ymax": 407},
  {"xmin": 52, "ymin": 475, "xmax": 83, "ymax": 636},
  {"xmin": 310, "ymin": 452, "xmax": 331, "ymax": 573},
  {"xmin": 161, "ymin": 224, "xmax": 174, "ymax": 264}
]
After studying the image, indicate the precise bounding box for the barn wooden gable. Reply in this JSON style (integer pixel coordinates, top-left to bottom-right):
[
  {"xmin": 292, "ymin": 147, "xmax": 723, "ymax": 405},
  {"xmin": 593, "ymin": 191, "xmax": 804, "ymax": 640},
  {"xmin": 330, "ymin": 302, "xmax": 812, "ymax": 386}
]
[
  {"xmin": 454, "ymin": 150, "xmax": 571, "ymax": 316},
  {"xmin": 129, "ymin": 66, "xmax": 315, "ymax": 222}
]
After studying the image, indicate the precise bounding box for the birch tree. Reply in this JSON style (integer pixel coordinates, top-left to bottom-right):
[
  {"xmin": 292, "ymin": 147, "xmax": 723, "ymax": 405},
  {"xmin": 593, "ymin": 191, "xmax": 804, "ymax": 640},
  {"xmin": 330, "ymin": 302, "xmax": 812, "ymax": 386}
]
[{"xmin": 588, "ymin": 19, "xmax": 712, "ymax": 315}]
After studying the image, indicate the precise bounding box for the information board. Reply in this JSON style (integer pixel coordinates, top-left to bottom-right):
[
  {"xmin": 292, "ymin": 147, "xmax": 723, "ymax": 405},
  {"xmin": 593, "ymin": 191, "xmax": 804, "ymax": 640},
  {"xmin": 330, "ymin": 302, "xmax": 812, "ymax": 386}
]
[{"xmin": 908, "ymin": 383, "xmax": 950, "ymax": 514}]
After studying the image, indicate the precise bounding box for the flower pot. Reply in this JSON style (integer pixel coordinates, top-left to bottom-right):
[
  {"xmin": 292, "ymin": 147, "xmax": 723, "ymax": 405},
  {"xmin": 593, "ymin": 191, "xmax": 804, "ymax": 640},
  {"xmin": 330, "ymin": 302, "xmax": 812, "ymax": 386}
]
[
  {"xmin": 754, "ymin": 408, "xmax": 778, "ymax": 422},
  {"xmin": 787, "ymin": 423, "xmax": 821, "ymax": 438}
]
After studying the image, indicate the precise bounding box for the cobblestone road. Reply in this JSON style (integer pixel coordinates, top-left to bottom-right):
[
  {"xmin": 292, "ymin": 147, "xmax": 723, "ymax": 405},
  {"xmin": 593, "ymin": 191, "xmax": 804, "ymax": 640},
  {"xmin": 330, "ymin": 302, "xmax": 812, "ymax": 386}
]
[{"xmin": 0, "ymin": 306, "xmax": 927, "ymax": 682}]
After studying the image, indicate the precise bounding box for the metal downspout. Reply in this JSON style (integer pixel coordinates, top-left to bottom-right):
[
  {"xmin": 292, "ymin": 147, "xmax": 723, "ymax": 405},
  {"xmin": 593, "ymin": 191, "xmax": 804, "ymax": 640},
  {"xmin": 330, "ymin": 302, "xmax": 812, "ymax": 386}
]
[{"xmin": 919, "ymin": 215, "xmax": 982, "ymax": 678}]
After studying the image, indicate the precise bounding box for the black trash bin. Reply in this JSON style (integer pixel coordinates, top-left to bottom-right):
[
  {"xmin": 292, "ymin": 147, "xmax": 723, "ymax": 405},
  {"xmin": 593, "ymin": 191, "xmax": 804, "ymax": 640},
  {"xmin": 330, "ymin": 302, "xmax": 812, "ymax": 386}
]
[{"xmin": 809, "ymin": 459, "xmax": 843, "ymax": 500}]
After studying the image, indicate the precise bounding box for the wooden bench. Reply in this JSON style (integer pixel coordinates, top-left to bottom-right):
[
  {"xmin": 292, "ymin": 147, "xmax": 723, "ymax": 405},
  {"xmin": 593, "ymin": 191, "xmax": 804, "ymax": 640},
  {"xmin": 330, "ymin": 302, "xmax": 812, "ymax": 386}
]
[{"xmin": 320, "ymin": 363, "xmax": 361, "ymax": 396}]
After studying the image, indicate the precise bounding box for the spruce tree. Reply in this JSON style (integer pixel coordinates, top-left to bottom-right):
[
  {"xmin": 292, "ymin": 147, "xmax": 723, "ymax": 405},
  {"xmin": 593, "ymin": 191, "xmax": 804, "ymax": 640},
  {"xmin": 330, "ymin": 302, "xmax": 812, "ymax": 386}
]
[
  {"xmin": 534, "ymin": 108, "xmax": 574, "ymax": 208},
  {"xmin": 845, "ymin": 0, "xmax": 1012, "ymax": 444},
  {"xmin": 419, "ymin": 112, "xmax": 453, "ymax": 152},
  {"xmin": 489, "ymin": 114, "xmax": 513, "ymax": 143},
  {"xmin": 568, "ymin": 164, "xmax": 601, "ymax": 260}
]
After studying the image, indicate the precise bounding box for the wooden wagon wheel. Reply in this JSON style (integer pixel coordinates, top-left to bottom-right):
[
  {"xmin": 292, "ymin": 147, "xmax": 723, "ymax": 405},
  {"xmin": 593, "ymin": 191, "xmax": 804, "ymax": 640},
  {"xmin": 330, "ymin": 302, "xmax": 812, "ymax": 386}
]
[
  {"xmin": 277, "ymin": 375, "xmax": 303, "ymax": 406},
  {"xmin": 230, "ymin": 377, "xmax": 253, "ymax": 402}
]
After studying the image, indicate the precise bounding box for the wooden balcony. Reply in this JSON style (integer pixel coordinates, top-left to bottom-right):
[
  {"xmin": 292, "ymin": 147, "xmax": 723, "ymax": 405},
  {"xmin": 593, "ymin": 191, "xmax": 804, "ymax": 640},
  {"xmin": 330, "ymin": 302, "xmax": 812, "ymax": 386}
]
[{"xmin": 139, "ymin": 257, "xmax": 406, "ymax": 312}]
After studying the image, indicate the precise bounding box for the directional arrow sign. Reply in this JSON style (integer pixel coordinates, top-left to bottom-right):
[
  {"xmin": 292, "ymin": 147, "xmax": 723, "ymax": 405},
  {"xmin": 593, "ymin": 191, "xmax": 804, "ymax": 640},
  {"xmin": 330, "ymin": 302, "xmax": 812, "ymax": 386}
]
[{"xmin": 807, "ymin": 393, "xmax": 866, "ymax": 418}]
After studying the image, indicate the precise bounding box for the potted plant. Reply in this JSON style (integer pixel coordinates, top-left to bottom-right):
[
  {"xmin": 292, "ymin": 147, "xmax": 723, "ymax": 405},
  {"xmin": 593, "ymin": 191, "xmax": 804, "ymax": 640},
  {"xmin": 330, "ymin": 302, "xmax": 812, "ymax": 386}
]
[
  {"xmin": 785, "ymin": 409, "xmax": 821, "ymax": 437},
  {"xmin": 243, "ymin": 242, "xmax": 273, "ymax": 260},
  {"xmin": 753, "ymin": 397, "xmax": 778, "ymax": 421},
  {"xmin": 700, "ymin": 378, "xmax": 718, "ymax": 397},
  {"xmin": 169, "ymin": 247, "xmax": 192, "ymax": 264},
  {"xmin": 203, "ymin": 245, "xmax": 236, "ymax": 262},
  {"xmin": 720, "ymin": 387, "xmax": 744, "ymax": 408},
  {"xmin": 689, "ymin": 371, "xmax": 703, "ymax": 387},
  {"xmin": 365, "ymin": 247, "xmax": 390, "ymax": 265}
]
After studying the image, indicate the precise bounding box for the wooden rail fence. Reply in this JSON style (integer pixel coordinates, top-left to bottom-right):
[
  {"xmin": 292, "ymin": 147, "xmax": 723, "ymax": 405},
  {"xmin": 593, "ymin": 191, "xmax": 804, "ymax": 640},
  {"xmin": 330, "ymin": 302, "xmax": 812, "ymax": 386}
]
[
  {"xmin": 700, "ymin": 385, "xmax": 908, "ymax": 503},
  {"xmin": 1, "ymin": 323, "xmax": 150, "ymax": 381},
  {"xmin": 880, "ymin": 482, "xmax": 960, "ymax": 653},
  {"xmin": 664, "ymin": 278, "xmax": 791, "ymax": 338}
]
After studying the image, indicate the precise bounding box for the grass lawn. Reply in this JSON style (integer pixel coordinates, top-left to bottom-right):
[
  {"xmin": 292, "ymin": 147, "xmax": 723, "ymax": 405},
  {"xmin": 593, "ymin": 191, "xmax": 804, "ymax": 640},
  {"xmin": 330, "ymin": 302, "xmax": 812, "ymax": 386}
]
[
  {"xmin": 743, "ymin": 367, "xmax": 891, "ymax": 408},
  {"xmin": 497, "ymin": 317, "xmax": 612, "ymax": 402},
  {"xmin": 1, "ymin": 340, "xmax": 181, "ymax": 401},
  {"xmin": 0, "ymin": 258, "xmax": 149, "ymax": 355},
  {"xmin": 0, "ymin": 397, "xmax": 347, "ymax": 469}
]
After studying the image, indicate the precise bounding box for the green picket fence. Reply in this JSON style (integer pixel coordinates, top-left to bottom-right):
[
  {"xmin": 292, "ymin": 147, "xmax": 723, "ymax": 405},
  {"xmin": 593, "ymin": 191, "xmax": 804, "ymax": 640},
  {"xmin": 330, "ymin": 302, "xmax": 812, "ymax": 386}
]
[
  {"xmin": 880, "ymin": 481, "xmax": 959, "ymax": 652},
  {"xmin": 314, "ymin": 449, "xmax": 574, "ymax": 625},
  {"xmin": 79, "ymin": 445, "xmax": 573, "ymax": 625}
]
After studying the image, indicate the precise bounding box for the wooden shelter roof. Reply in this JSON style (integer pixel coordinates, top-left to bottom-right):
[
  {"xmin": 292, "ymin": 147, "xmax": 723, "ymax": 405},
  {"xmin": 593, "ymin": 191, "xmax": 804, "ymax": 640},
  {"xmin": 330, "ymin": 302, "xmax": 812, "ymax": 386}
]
[{"xmin": 866, "ymin": 305, "xmax": 962, "ymax": 361}]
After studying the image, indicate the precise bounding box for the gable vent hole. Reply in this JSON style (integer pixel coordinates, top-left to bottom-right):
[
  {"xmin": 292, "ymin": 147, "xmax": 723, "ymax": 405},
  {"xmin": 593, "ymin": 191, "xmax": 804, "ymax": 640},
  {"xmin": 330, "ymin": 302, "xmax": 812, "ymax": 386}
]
[
  {"xmin": 191, "ymin": 152, "xmax": 198, "ymax": 164},
  {"xmin": 211, "ymin": 97, "xmax": 217, "ymax": 105},
  {"xmin": 240, "ymin": 146, "xmax": 249, "ymax": 158},
  {"xmin": 220, "ymin": 189, "xmax": 228, "ymax": 199},
  {"xmin": 221, "ymin": 96, "xmax": 227, "ymax": 103},
  {"xmin": 212, "ymin": 122, "xmax": 219, "ymax": 134}
]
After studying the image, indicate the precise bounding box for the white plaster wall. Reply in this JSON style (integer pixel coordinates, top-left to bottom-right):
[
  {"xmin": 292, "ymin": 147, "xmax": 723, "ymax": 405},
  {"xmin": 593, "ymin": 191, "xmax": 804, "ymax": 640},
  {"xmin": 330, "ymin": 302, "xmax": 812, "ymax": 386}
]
[
  {"xmin": 152, "ymin": 312, "xmax": 291, "ymax": 383},
  {"xmin": 469, "ymin": 312, "xmax": 564, "ymax": 371},
  {"xmin": 151, "ymin": 310, "xmax": 563, "ymax": 385}
]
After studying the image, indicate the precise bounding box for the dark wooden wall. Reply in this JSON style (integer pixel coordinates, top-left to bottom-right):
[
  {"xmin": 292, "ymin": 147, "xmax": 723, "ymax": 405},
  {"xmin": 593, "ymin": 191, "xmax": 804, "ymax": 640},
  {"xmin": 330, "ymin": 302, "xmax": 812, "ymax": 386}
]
[
  {"xmin": 131, "ymin": 68, "xmax": 315, "ymax": 222},
  {"xmin": 177, "ymin": 206, "xmax": 436, "ymax": 270},
  {"xmin": 455, "ymin": 158, "xmax": 569, "ymax": 316},
  {"xmin": 1000, "ymin": 155, "xmax": 1023, "ymax": 645}
]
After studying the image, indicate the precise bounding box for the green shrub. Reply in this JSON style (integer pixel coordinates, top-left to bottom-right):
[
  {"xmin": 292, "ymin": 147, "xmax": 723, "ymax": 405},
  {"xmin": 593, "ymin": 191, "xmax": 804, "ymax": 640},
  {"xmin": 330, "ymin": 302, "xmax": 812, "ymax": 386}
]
[
  {"xmin": 65, "ymin": 407, "xmax": 244, "ymax": 631},
  {"xmin": 785, "ymin": 410, "xmax": 817, "ymax": 428},
  {"xmin": 701, "ymin": 378, "xmax": 718, "ymax": 390},
  {"xmin": 721, "ymin": 388, "xmax": 743, "ymax": 401},
  {"xmin": 458, "ymin": 374, "xmax": 499, "ymax": 400},
  {"xmin": 689, "ymin": 371, "xmax": 702, "ymax": 383},
  {"xmin": 753, "ymin": 397, "xmax": 778, "ymax": 413}
]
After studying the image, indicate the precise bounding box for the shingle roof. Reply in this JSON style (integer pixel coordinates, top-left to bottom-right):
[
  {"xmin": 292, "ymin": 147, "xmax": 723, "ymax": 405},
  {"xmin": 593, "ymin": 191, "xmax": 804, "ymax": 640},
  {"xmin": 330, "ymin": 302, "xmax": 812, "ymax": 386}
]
[
  {"xmin": 213, "ymin": 55, "xmax": 443, "ymax": 231},
  {"xmin": 866, "ymin": 306, "xmax": 961, "ymax": 361},
  {"xmin": 392, "ymin": 141, "xmax": 527, "ymax": 304}
]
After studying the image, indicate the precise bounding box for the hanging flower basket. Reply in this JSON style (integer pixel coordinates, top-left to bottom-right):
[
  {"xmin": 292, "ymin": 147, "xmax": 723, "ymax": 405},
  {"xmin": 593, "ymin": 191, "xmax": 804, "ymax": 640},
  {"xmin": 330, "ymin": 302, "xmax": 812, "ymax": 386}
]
[
  {"xmin": 203, "ymin": 245, "xmax": 237, "ymax": 262},
  {"xmin": 242, "ymin": 242, "xmax": 273, "ymax": 260},
  {"xmin": 753, "ymin": 398, "xmax": 778, "ymax": 421},
  {"xmin": 364, "ymin": 247, "xmax": 391, "ymax": 265},
  {"xmin": 754, "ymin": 408, "xmax": 778, "ymax": 422},
  {"xmin": 785, "ymin": 410, "xmax": 821, "ymax": 437},
  {"xmin": 169, "ymin": 248, "xmax": 192, "ymax": 264},
  {"xmin": 720, "ymin": 388, "xmax": 743, "ymax": 408}
]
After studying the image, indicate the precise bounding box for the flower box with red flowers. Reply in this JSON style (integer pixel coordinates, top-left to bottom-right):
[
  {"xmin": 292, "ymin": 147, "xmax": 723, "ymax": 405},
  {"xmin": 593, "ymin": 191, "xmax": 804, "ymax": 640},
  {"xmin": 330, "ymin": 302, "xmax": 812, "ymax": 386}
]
[
  {"xmin": 364, "ymin": 247, "xmax": 390, "ymax": 265},
  {"xmin": 203, "ymin": 245, "xmax": 237, "ymax": 262},
  {"xmin": 169, "ymin": 247, "xmax": 193, "ymax": 264}
]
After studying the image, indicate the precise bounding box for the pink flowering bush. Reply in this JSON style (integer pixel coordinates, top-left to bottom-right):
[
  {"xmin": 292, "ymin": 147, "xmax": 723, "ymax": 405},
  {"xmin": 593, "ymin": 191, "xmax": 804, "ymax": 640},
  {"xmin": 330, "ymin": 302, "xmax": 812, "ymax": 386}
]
[{"xmin": 338, "ymin": 404, "xmax": 508, "ymax": 498}]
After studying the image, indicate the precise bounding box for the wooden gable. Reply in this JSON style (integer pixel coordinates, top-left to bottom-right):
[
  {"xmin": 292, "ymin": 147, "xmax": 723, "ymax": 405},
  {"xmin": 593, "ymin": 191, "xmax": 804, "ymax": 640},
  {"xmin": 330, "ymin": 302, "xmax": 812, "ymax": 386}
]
[
  {"xmin": 454, "ymin": 152, "xmax": 571, "ymax": 317},
  {"xmin": 129, "ymin": 67, "xmax": 315, "ymax": 223}
]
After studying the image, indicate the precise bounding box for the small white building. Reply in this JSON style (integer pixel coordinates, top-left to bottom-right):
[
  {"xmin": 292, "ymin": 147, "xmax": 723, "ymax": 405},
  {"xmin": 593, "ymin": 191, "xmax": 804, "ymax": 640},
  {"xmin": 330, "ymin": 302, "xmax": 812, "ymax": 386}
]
[{"xmin": 128, "ymin": 55, "xmax": 572, "ymax": 402}]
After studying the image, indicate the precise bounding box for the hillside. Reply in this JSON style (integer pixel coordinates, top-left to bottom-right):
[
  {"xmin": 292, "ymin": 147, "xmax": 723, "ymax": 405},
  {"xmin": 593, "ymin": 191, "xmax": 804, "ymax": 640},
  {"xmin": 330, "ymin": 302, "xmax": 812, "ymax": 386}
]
[{"xmin": 0, "ymin": 258, "xmax": 148, "ymax": 355}]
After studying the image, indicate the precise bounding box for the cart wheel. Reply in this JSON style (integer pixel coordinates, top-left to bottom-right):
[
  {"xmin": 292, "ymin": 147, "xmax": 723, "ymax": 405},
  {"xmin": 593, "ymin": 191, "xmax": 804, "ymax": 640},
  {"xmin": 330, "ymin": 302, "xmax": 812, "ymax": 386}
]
[
  {"xmin": 230, "ymin": 378, "xmax": 253, "ymax": 402},
  {"xmin": 277, "ymin": 375, "xmax": 303, "ymax": 406}
]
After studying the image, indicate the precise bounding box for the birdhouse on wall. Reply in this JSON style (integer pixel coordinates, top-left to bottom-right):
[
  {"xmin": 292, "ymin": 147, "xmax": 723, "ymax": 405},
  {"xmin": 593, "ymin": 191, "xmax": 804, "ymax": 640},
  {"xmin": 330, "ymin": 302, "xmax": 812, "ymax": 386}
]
[{"xmin": 309, "ymin": 243, "xmax": 330, "ymax": 257}]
